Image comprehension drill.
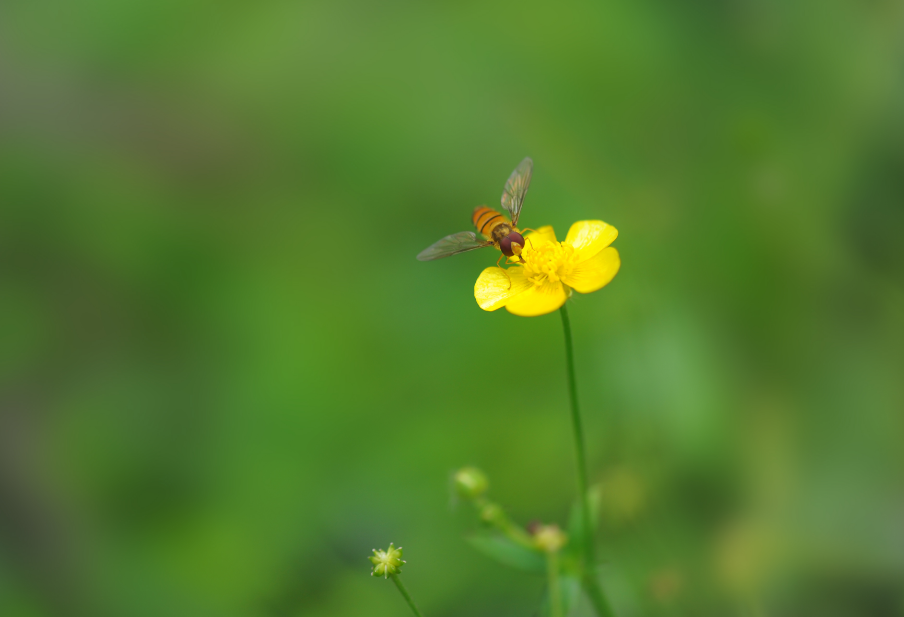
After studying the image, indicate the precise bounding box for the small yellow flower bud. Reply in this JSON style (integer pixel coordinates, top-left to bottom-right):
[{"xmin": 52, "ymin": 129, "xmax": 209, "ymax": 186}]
[
  {"xmin": 532, "ymin": 524, "xmax": 568, "ymax": 553},
  {"xmin": 454, "ymin": 467, "xmax": 489, "ymax": 500},
  {"xmin": 368, "ymin": 543, "xmax": 406, "ymax": 579}
]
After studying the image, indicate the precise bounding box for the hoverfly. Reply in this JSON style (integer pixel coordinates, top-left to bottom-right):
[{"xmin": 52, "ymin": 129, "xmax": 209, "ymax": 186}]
[{"xmin": 417, "ymin": 157, "xmax": 533, "ymax": 263}]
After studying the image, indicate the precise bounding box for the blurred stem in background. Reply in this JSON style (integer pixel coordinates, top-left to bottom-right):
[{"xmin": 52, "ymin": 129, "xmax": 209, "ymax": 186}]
[
  {"xmin": 391, "ymin": 574, "xmax": 425, "ymax": 617},
  {"xmin": 560, "ymin": 305, "xmax": 615, "ymax": 617},
  {"xmin": 546, "ymin": 550, "xmax": 562, "ymax": 617},
  {"xmin": 473, "ymin": 496, "xmax": 537, "ymax": 549}
]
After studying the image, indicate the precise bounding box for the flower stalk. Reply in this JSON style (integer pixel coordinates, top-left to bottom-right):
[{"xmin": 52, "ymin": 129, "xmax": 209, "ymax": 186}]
[
  {"xmin": 560, "ymin": 305, "xmax": 615, "ymax": 617},
  {"xmin": 391, "ymin": 573, "xmax": 425, "ymax": 617},
  {"xmin": 533, "ymin": 524, "xmax": 567, "ymax": 617},
  {"xmin": 546, "ymin": 550, "xmax": 562, "ymax": 617},
  {"xmin": 474, "ymin": 497, "xmax": 536, "ymax": 549}
]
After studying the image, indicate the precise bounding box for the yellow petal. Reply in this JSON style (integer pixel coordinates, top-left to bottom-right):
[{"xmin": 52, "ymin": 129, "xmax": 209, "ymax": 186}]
[
  {"xmin": 524, "ymin": 225, "xmax": 557, "ymax": 249},
  {"xmin": 565, "ymin": 247, "xmax": 620, "ymax": 294},
  {"xmin": 504, "ymin": 281, "xmax": 569, "ymax": 317},
  {"xmin": 475, "ymin": 266, "xmax": 531, "ymax": 311},
  {"xmin": 564, "ymin": 220, "xmax": 618, "ymax": 262}
]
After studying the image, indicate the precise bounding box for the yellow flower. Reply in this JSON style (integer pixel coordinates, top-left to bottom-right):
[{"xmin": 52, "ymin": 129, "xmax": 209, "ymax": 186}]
[{"xmin": 475, "ymin": 220, "xmax": 620, "ymax": 317}]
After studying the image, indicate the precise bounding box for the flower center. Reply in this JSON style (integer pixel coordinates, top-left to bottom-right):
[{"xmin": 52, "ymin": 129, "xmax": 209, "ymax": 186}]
[{"xmin": 520, "ymin": 241, "xmax": 577, "ymax": 287}]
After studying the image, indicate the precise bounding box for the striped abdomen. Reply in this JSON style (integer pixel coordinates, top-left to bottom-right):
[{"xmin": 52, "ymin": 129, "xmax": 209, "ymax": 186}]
[{"xmin": 472, "ymin": 206, "xmax": 508, "ymax": 240}]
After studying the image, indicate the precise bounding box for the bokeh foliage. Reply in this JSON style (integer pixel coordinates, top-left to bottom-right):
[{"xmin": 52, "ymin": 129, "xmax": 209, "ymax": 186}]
[{"xmin": 1, "ymin": 0, "xmax": 903, "ymax": 615}]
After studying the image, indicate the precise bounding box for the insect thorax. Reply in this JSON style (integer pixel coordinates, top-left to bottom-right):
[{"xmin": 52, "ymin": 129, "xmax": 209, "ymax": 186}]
[{"xmin": 491, "ymin": 223, "xmax": 513, "ymax": 243}]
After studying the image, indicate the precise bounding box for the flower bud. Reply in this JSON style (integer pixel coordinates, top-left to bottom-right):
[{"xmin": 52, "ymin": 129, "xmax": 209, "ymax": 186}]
[
  {"xmin": 479, "ymin": 502, "xmax": 504, "ymax": 525},
  {"xmin": 532, "ymin": 524, "xmax": 568, "ymax": 553},
  {"xmin": 369, "ymin": 543, "xmax": 406, "ymax": 578},
  {"xmin": 454, "ymin": 467, "xmax": 489, "ymax": 500}
]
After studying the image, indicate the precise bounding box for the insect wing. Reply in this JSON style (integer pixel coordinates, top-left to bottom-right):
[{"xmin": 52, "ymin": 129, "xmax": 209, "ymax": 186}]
[
  {"xmin": 417, "ymin": 231, "xmax": 492, "ymax": 261},
  {"xmin": 500, "ymin": 157, "xmax": 533, "ymax": 226}
]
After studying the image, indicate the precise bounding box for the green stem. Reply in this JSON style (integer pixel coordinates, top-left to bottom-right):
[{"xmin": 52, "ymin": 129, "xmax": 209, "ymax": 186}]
[
  {"xmin": 559, "ymin": 305, "xmax": 615, "ymax": 617},
  {"xmin": 546, "ymin": 551, "xmax": 562, "ymax": 617},
  {"xmin": 473, "ymin": 497, "xmax": 536, "ymax": 549},
  {"xmin": 390, "ymin": 574, "xmax": 425, "ymax": 617}
]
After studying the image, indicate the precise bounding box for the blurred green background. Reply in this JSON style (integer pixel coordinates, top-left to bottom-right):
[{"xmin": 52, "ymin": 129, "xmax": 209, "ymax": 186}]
[{"xmin": 2, "ymin": 1, "xmax": 904, "ymax": 615}]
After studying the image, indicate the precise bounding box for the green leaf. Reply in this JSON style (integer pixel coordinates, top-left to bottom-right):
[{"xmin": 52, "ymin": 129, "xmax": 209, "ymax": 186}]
[
  {"xmin": 565, "ymin": 484, "xmax": 601, "ymax": 558},
  {"xmin": 465, "ymin": 532, "xmax": 546, "ymax": 572}
]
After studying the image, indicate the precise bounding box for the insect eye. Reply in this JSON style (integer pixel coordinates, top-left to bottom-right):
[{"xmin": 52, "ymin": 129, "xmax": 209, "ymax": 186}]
[
  {"xmin": 509, "ymin": 232, "xmax": 525, "ymax": 255},
  {"xmin": 499, "ymin": 236, "xmax": 514, "ymax": 257}
]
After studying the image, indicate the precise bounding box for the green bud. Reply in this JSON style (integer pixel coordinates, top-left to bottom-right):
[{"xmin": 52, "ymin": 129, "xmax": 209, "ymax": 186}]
[
  {"xmin": 532, "ymin": 524, "xmax": 568, "ymax": 553},
  {"xmin": 368, "ymin": 543, "xmax": 406, "ymax": 578},
  {"xmin": 479, "ymin": 502, "xmax": 504, "ymax": 525},
  {"xmin": 454, "ymin": 467, "xmax": 489, "ymax": 500}
]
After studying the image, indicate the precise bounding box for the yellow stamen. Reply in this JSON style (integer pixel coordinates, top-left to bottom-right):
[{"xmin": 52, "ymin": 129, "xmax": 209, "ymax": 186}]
[{"xmin": 520, "ymin": 241, "xmax": 577, "ymax": 288}]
